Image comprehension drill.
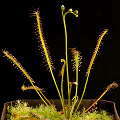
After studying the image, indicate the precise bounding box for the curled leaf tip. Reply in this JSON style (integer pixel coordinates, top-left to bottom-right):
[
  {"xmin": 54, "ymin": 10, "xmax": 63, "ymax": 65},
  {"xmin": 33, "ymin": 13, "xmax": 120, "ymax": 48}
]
[
  {"xmin": 69, "ymin": 82, "xmax": 78, "ymax": 85},
  {"xmin": 107, "ymin": 81, "xmax": 118, "ymax": 91},
  {"xmin": 21, "ymin": 84, "xmax": 45, "ymax": 93},
  {"xmin": 61, "ymin": 59, "xmax": 65, "ymax": 63}
]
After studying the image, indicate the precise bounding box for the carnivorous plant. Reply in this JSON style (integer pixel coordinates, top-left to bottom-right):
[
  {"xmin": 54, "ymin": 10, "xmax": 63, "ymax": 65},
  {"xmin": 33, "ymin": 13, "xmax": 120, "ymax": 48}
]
[{"xmin": 3, "ymin": 5, "xmax": 118, "ymax": 120}]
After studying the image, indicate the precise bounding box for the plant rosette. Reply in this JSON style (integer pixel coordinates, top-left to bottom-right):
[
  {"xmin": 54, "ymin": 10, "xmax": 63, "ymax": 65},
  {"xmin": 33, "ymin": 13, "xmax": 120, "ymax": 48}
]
[{"xmin": 1, "ymin": 5, "xmax": 119, "ymax": 120}]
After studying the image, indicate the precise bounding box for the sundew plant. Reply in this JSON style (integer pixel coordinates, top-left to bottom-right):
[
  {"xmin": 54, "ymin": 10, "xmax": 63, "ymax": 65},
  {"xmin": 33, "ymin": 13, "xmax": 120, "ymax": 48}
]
[{"xmin": 3, "ymin": 5, "xmax": 118, "ymax": 120}]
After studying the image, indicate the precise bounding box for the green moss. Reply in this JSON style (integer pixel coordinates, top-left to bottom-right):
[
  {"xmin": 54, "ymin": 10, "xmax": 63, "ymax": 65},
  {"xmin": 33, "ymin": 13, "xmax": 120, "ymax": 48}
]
[
  {"xmin": 75, "ymin": 111, "xmax": 114, "ymax": 120},
  {"xmin": 6, "ymin": 100, "xmax": 114, "ymax": 120}
]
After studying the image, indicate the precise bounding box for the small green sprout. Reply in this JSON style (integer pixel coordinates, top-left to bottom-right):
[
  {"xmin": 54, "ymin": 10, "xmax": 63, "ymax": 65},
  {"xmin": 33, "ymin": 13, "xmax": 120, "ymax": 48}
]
[{"xmin": 3, "ymin": 5, "xmax": 118, "ymax": 120}]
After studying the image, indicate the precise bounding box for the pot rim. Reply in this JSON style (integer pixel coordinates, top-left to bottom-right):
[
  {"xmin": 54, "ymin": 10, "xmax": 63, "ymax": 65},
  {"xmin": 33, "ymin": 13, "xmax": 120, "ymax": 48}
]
[{"xmin": 1, "ymin": 99, "xmax": 120, "ymax": 120}]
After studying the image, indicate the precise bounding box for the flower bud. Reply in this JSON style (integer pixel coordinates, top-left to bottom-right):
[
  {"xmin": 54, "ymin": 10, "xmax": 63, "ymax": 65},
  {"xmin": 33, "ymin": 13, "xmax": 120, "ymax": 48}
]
[
  {"xmin": 74, "ymin": 10, "xmax": 78, "ymax": 14},
  {"xmin": 74, "ymin": 10, "xmax": 78, "ymax": 17},
  {"xmin": 68, "ymin": 8, "xmax": 73, "ymax": 12},
  {"xmin": 76, "ymin": 14, "xmax": 78, "ymax": 17},
  {"xmin": 61, "ymin": 5, "xmax": 65, "ymax": 11}
]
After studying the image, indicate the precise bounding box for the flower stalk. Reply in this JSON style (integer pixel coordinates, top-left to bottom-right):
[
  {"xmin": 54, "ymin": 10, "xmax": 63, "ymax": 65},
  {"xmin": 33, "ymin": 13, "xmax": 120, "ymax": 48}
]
[{"xmin": 61, "ymin": 5, "xmax": 78, "ymax": 119}]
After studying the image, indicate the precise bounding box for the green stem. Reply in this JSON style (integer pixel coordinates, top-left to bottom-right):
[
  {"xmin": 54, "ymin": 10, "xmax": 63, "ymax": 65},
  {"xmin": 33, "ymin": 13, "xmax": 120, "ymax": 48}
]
[
  {"xmin": 62, "ymin": 11, "xmax": 70, "ymax": 119},
  {"xmin": 60, "ymin": 59, "xmax": 66, "ymax": 116},
  {"xmin": 70, "ymin": 54, "xmax": 79, "ymax": 118},
  {"xmin": 62, "ymin": 10, "xmax": 78, "ymax": 119},
  {"xmin": 73, "ymin": 73, "xmax": 90, "ymax": 116},
  {"xmin": 70, "ymin": 96, "xmax": 78, "ymax": 119},
  {"xmin": 69, "ymin": 55, "xmax": 79, "ymax": 119},
  {"xmin": 50, "ymin": 67, "xmax": 62, "ymax": 100},
  {"xmin": 69, "ymin": 84, "xmax": 72, "ymax": 97}
]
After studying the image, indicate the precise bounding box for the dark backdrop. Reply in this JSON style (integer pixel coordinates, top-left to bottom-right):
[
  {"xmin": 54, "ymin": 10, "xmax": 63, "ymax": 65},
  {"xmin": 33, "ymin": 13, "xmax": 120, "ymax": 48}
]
[{"xmin": 1, "ymin": 0, "xmax": 120, "ymax": 116}]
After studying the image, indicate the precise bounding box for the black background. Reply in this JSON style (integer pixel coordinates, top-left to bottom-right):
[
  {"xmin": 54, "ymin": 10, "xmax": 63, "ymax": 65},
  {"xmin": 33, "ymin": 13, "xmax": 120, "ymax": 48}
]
[{"xmin": 1, "ymin": 0, "xmax": 120, "ymax": 116}]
